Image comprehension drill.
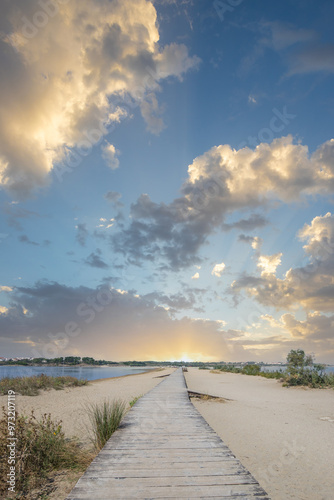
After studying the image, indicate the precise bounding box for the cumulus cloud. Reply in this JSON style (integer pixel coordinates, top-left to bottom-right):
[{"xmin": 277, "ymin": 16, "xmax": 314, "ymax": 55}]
[
  {"xmin": 211, "ymin": 262, "xmax": 225, "ymax": 277},
  {"xmin": 101, "ymin": 143, "xmax": 120, "ymax": 170},
  {"xmin": 232, "ymin": 213, "xmax": 334, "ymax": 312},
  {"xmin": 0, "ymin": 286, "xmax": 12, "ymax": 293},
  {"xmin": 191, "ymin": 272, "xmax": 199, "ymax": 280},
  {"xmin": 257, "ymin": 253, "xmax": 282, "ymax": 276},
  {"xmin": 0, "ymin": 0, "xmax": 199, "ymax": 198},
  {"xmin": 111, "ymin": 136, "xmax": 334, "ymax": 269}
]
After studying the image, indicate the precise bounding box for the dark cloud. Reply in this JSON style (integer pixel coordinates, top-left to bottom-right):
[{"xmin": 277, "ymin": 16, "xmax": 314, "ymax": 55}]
[
  {"xmin": 18, "ymin": 234, "xmax": 39, "ymax": 246},
  {"xmin": 222, "ymin": 214, "xmax": 268, "ymax": 231},
  {"xmin": 143, "ymin": 290, "xmax": 205, "ymax": 313},
  {"xmin": 0, "ymin": 281, "xmax": 232, "ymax": 361},
  {"xmin": 85, "ymin": 250, "xmax": 109, "ymax": 269},
  {"xmin": 104, "ymin": 191, "xmax": 124, "ymax": 208}
]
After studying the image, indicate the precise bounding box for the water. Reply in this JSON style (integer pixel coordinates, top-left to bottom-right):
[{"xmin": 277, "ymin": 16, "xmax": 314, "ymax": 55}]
[{"xmin": 0, "ymin": 365, "xmax": 155, "ymax": 381}]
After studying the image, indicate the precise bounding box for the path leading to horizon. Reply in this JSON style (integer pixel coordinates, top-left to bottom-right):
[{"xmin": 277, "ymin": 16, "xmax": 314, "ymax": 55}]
[{"xmin": 67, "ymin": 368, "xmax": 270, "ymax": 499}]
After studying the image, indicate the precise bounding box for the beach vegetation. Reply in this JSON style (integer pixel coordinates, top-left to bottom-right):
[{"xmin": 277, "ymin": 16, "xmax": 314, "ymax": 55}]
[
  {"xmin": 0, "ymin": 408, "xmax": 91, "ymax": 498},
  {"xmin": 87, "ymin": 399, "xmax": 126, "ymax": 450},
  {"xmin": 129, "ymin": 395, "xmax": 142, "ymax": 407},
  {"xmin": 213, "ymin": 350, "xmax": 334, "ymax": 388},
  {"xmin": 0, "ymin": 374, "xmax": 88, "ymax": 396}
]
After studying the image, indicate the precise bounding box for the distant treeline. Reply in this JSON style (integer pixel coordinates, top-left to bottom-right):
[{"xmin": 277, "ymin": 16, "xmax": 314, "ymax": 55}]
[
  {"xmin": 2, "ymin": 357, "xmax": 236, "ymax": 367},
  {"xmin": 1, "ymin": 356, "xmax": 119, "ymax": 366}
]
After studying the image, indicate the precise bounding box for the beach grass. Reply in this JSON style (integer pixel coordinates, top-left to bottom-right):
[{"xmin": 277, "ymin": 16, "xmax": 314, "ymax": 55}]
[
  {"xmin": 129, "ymin": 394, "xmax": 142, "ymax": 407},
  {"xmin": 87, "ymin": 399, "xmax": 126, "ymax": 450},
  {"xmin": 0, "ymin": 408, "xmax": 92, "ymax": 499},
  {"xmin": 0, "ymin": 374, "xmax": 88, "ymax": 396}
]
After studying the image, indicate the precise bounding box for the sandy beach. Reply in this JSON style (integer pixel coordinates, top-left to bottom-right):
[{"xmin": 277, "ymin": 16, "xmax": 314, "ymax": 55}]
[
  {"xmin": 0, "ymin": 368, "xmax": 174, "ymax": 446},
  {"xmin": 185, "ymin": 368, "xmax": 334, "ymax": 500}
]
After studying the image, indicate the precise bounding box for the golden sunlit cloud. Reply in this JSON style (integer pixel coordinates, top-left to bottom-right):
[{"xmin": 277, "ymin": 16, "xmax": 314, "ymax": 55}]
[{"xmin": 0, "ymin": 0, "xmax": 199, "ymax": 197}]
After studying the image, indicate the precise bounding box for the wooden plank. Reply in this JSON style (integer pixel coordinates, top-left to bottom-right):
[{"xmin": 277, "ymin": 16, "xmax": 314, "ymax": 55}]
[
  {"xmin": 67, "ymin": 483, "xmax": 269, "ymax": 499},
  {"xmin": 67, "ymin": 368, "xmax": 270, "ymax": 499}
]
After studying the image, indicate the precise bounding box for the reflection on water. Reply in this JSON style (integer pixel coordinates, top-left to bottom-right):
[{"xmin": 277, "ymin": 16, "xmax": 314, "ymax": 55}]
[{"xmin": 0, "ymin": 365, "xmax": 155, "ymax": 381}]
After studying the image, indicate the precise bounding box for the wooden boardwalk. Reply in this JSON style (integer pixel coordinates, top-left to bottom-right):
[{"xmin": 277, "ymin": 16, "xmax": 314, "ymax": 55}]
[{"xmin": 67, "ymin": 368, "xmax": 270, "ymax": 499}]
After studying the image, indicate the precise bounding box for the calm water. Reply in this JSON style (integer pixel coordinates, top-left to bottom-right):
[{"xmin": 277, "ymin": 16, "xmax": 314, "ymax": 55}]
[{"xmin": 0, "ymin": 365, "xmax": 155, "ymax": 381}]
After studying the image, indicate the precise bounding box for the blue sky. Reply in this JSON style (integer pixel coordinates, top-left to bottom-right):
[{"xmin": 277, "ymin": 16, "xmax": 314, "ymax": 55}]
[{"xmin": 0, "ymin": 0, "xmax": 334, "ymax": 362}]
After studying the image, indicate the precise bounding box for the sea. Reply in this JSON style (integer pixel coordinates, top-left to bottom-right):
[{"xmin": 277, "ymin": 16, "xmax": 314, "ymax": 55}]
[{"xmin": 0, "ymin": 365, "xmax": 156, "ymax": 381}]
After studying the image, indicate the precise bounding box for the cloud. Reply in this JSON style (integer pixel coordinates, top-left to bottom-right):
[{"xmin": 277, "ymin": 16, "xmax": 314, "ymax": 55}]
[
  {"xmin": 0, "ymin": 286, "xmax": 13, "ymax": 293},
  {"xmin": 211, "ymin": 262, "xmax": 225, "ymax": 277},
  {"xmin": 264, "ymin": 22, "xmax": 316, "ymax": 51},
  {"xmin": 280, "ymin": 311, "xmax": 334, "ymax": 343},
  {"xmin": 239, "ymin": 21, "xmax": 334, "ymax": 77},
  {"xmin": 84, "ymin": 250, "xmax": 109, "ymax": 269},
  {"xmin": 257, "ymin": 253, "xmax": 282, "ymax": 276},
  {"xmin": 0, "ymin": 281, "xmax": 234, "ymax": 361},
  {"xmin": 75, "ymin": 223, "xmax": 88, "ymax": 247},
  {"xmin": 288, "ymin": 44, "xmax": 334, "ymax": 75},
  {"xmin": 232, "ymin": 213, "xmax": 334, "ymax": 312},
  {"xmin": 104, "ymin": 191, "xmax": 124, "ymax": 208},
  {"xmin": 2, "ymin": 202, "xmax": 40, "ymax": 230},
  {"xmin": 221, "ymin": 214, "xmax": 268, "ymax": 231},
  {"xmin": 140, "ymin": 92, "xmax": 165, "ymax": 134},
  {"xmin": 191, "ymin": 272, "xmax": 199, "ymax": 280},
  {"xmin": 101, "ymin": 143, "xmax": 120, "ymax": 170},
  {"xmin": 97, "ymin": 218, "xmax": 115, "ymax": 229},
  {"xmin": 0, "ymin": 0, "xmax": 199, "ymax": 198},
  {"xmin": 238, "ymin": 235, "xmax": 263, "ymax": 250},
  {"xmin": 18, "ymin": 234, "xmax": 39, "ymax": 246},
  {"xmin": 111, "ymin": 136, "xmax": 334, "ymax": 269}
]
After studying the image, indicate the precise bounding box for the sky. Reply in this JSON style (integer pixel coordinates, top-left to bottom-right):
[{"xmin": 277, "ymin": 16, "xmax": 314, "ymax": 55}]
[{"xmin": 0, "ymin": 0, "xmax": 334, "ymax": 363}]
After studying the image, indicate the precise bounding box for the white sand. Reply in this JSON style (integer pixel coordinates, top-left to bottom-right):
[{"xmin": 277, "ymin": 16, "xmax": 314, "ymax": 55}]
[
  {"xmin": 0, "ymin": 368, "xmax": 174, "ymax": 446},
  {"xmin": 185, "ymin": 368, "xmax": 334, "ymax": 500}
]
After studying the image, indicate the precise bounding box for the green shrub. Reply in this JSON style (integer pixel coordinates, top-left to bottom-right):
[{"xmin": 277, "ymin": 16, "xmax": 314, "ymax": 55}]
[
  {"xmin": 87, "ymin": 399, "xmax": 126, "ymax": 450},
  {"xmin": 242, "ymin": 364, "xmax": 261, "ymax": 376},
  {"xmin": 0, "ymin": 408, "xmax": 90, "ymax": 498},
  {"xmin": 260, "ymin": 370, "xmax": 283, "ymax": 380}
]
